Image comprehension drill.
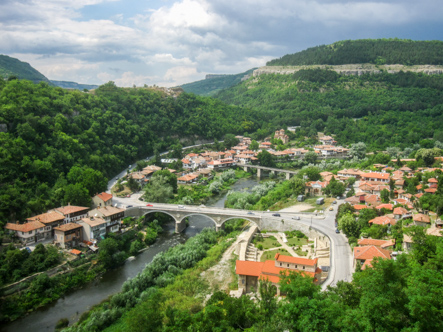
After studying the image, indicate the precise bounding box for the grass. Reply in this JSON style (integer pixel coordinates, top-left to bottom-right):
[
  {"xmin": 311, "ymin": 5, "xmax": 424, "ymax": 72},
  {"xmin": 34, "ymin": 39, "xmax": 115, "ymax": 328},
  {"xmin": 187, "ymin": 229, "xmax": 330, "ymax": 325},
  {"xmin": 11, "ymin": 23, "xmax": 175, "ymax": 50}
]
[
  {"xmin": 254, "ymin": 235, "xmax": 281, "ymax": 249},
  {"xmin": 301, "ymin": 196, "xmax": 335, "ymax": 212},
  {"xmin": 286, "ymin": 237, "xmax": 308, "ymax": 246},
  {"xmin": 260, "ymin": 248, "xmax": 290, "ymax": 262},
  {"xmin": 295, "ymin": 248, "xmax": 308, "ymax": 257}
]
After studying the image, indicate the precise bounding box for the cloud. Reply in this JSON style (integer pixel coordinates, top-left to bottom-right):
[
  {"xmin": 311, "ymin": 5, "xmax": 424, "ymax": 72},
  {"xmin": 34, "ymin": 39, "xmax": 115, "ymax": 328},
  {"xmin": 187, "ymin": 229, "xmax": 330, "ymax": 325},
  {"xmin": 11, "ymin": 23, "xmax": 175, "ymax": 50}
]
[{"xmin": 1, "ymin": 0, "xmax": 442, "ymax": 87}]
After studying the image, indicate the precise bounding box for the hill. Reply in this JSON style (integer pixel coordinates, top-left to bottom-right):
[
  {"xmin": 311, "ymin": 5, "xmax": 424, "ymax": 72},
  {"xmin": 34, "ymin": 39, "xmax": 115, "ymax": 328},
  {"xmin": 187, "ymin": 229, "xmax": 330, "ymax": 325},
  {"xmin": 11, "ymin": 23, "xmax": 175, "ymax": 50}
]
[
  {"xmin": 0, "ymin": 54, "xmax": 50, "ymax": 83},
  {"xmin": 0, "ymin": 79, "xmax": 261, "ymax": 223},
  {"xmin": 50, "ymin": 80, "xmax": 99, "ymax": 91},
  {"xmin": 267, "ymin": 39, "xmax": 443, "ymax": 66},
  {"xmin": 180, "ymin": 69, "xmax": 256, "ymax": 96}
]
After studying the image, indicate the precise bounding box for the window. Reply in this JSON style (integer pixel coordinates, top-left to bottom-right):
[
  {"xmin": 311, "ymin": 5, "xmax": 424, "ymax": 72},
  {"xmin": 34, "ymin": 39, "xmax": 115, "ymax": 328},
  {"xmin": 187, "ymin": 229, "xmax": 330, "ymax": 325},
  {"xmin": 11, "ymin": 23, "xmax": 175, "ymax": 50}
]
[
  {"xmin": 287, "ymin": 264, "xmax": 289, "ymax": 267},
  {"xmin": 303, "ymin": 266, "xmax": 305, "ymax": 270},
  {"xmin": 279, "ymin": 263, "xmax": 282, "ymax": 266},
  {"xmin": 295, "ymin": 265, "xmax": 298, "ymax": 268}
]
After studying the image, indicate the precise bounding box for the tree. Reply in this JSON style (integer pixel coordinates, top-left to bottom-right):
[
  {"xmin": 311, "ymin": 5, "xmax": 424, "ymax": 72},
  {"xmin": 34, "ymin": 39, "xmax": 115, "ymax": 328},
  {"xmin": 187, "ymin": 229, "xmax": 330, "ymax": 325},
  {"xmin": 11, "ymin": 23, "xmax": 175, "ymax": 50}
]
[
  {"xmin": 416, "ymin": 148, "xmax": 441, "ymax": 167},
  {"xmin": 151, "ymin": 169, "xmax": 178, "ymax": 193},
  {"xmin": 63, "ymin": 183, "xmax": 91, "ymax": 206},
  {"xmin": 144, "ymin": 175, "xmax": 174, "ymax": 203},
  {"xmin": 380, "ymin": 188, "xmax": 390, "ymax": 203},
  {"xmin": 223, "ymin": 134, "xmax": 239, "ymax": 149},
  {"xmin": 170, "ymin": 143, "xmax": 183, "ymax": 159},
  {"xmin": 257, "ymin": 150, "xmax": 275, "ymax": 167},
  {"xmin": 389, "ymin": 178, "xmax": 395, "ymax": 199},
  {"xmin": 249, "ymin": 140, "xmax": 259, "ymax": 151},
  {"xmin": 303, "ymin": 166, "xmax": 321, "ymax": 181},
  {"xmin": 304, "ymin": 151, "xmax": 318, "ymax": 164},
  {"xmin": 349, "ymin": 142, "xmax": 367, "ymax": 159},
  {"xmin": 338, "ymin": 213, "xmax": 360, "ymax": 238},
  {"xmin": 324, "ymin": 177, "xmax": 345, "ymax": 197},
  {"xmin": 98, "ymin": 237, "xmax": 121, "ymax": 269}
]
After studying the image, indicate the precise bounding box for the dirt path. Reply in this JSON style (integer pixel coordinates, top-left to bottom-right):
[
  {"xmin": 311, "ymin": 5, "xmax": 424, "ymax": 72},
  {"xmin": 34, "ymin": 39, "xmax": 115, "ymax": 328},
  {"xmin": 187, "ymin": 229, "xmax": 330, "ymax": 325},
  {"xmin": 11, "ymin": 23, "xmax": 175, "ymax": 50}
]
[
  {"xmin": 279, "ymin": 203, "xmax": 313, "ymax": 212},
  {"xmin": 200, "ymin": 232, "xmax": 247, "ymax": 291}
]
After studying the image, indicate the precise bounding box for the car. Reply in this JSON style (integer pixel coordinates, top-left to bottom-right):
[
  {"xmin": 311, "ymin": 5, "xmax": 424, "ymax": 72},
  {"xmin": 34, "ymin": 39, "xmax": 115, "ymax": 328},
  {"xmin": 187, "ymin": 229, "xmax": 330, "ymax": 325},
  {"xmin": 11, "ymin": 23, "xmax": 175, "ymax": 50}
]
[
  {"xmin": 272, "ymin": 213, "xmax": 281, "ymax": 217},
  {"xmin": 329, "ymin": 207, "xmax": 334, "ymax": 211},
  {"xmin": 332, "ymin": 200, "xmax": 337, "ymax": 204},
  {"xmin": 128, "ymin": 165, "xmax": 132, "ymax": 169},
  {"xmin": 247, "ymin": 211, "xmax": 254, "ymax": 215},
  {"xmin": 126, "ymin": 194, "xmax": 131, "ymax": 198},
  {"xmin": 200, "ymin": 204, "xmax": 206, "ymax": 208},
  {"xmin": 126, "ymin": 205, "xmax": 133, "ymax": 208},
  {"xmin": 292, "ymin": 216, "xmax": 300, "ymax": 220},
  {"xmin": 178, "ymin": 205, "xmax": 185, "ymax": 209},
  {"xmin": 146, "ymin": 204, "xmax": 153, "ymax": 207},
  {"xmin": 335, "ymin": 228, "xmax": 340, "ymax": 234},
  {"xmin": 336, "ymin": 196, "xmax": 341, "ymax": 200}
]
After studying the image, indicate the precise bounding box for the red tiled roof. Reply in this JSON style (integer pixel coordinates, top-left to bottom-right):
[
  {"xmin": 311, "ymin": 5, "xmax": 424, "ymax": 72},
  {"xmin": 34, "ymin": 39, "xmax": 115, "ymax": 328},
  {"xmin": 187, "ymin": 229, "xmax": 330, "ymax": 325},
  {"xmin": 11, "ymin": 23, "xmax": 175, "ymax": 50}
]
[
  {"xmin": 369, "ymin": 216, "xmax": 396, "ymax": 226},
  {"xmin": 56, "ymin": 206, "xmax": 89, "ymax": 215},
  {"xmin": 393, "ymin": 207, "xmax": 408, "ymax": 215},
  {"xmin": 96, "ymin": 192, "xmax": 112, "ymax": 202},
  {"xmin": 428, "ymin": 178, "xmax": 438, "ymax": 183},
  {"xmin": 358, "ymin": 238, "xmax": 395, "ymax": 248},
  {"xmin": 236, "ymin": 260, "xmax": 264, "ymax": 277},
  {"xmin": 274, "ymin": 253, "xmax": 318, "ymax": 266},
  {"xmin": 27, "ymin": 211, "xmax": 65, "ymax": 224},
  {"xmin": 424, "ymin": 188, "xmax": 437, "ymax": 194},
  {"xmin": 70, "ymin": 249, "xmax": 82, "ymax": 255},
  {"xmin": 54, "ymin": 223, "xmax": 83, "ymax": 232},
  {"xmin": 354, "ymin": 245, "xmax": 391, "ymax": 260},
  {"xmin": 376, "ymin": 204, "xmax": 393, "ymax": 210},
  {"xmin": 413, "ymin": 213, "xmax": 430, "ymax": 223},
  {"xmin": 5, "ymin": 220, "xmax": 45, "ymax": 232},
  {"xmin": 362, "ymin": 172, "xmax": 390, "ymax": 180},
  {"xmin": 353, "ymin": 204, "xmax": 368, "ymax": 210}
]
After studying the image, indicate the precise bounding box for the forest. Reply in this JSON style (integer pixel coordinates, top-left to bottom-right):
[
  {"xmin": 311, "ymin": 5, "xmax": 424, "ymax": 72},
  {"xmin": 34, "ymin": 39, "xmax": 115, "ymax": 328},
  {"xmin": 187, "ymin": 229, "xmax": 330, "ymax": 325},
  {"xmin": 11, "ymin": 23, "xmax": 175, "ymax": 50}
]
[
  {"xmin": 0, "ymin": 79, "xmax": 262, "ymax": 225},
  {"xmin": 267, "ymin": 39, "xmax": 443, "ymax": 66},
  {"xmin": 216, "ymin": 69, "xmax": 443, "ymax": 149}
]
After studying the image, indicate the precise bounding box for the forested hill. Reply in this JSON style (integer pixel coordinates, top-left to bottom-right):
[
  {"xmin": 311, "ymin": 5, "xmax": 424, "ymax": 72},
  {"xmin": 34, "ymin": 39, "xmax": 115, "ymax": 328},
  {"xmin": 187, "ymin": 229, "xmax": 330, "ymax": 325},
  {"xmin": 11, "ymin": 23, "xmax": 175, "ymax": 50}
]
[
  {"xmin": 180, "ymin": 68, "xmax": 255, "ymax": 96},
  {"xmin": 267, "ymin": 39, "xmax": 443, "ymax": 66},
  {"xmin": 0, "ymin": 54, "xmax": 50, "ymax": 83},
  {"xmin": 0, "ymin": 79, "xmax": 261, "ymax": 224},
  {"xmin": 215, "ymin": 69, "xmax": 443, "ymax": 149}
]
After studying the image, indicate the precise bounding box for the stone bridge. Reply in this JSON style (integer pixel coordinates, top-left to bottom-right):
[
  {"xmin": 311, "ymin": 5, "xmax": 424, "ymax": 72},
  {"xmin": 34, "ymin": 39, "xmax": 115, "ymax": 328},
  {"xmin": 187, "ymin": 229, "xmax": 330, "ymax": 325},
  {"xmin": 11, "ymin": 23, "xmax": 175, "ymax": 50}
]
[
  {"xmin": 125, "ymin": 204, "xmax": 264, "ymax": 233},
  {"xmin": 242, "ymin": 164, "xmax": 298, "ymax": 180}
]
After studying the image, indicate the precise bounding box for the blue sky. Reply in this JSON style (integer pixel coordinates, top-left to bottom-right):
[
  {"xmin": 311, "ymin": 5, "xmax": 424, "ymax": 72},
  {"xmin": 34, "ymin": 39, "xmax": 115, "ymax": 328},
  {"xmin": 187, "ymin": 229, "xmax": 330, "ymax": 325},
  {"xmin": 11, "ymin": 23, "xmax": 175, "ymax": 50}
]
[{"xmin": 1, "ymin": 0, "xmax": 442, "ymax": 87}]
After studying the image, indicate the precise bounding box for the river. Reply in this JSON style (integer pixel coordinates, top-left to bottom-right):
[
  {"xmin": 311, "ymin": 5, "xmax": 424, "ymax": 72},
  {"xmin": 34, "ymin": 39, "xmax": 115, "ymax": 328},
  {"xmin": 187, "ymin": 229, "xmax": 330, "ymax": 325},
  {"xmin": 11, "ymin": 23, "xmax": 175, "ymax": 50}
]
[{"xmin": 2, "ymin": 177, "xmax": 260, "ymax": 332}]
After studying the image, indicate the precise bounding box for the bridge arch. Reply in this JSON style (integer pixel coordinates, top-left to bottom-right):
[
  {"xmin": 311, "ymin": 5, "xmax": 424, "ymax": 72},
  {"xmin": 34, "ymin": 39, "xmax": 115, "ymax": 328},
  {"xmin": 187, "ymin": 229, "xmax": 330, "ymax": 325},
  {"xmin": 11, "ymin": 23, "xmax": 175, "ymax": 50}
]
[
  {"xmin": 220, "ymin": 216, "xmax": 260, "ymax": 229},
  {"xmin": 141, "ymin": 210, "xmax": 178, "ymax": 222}
]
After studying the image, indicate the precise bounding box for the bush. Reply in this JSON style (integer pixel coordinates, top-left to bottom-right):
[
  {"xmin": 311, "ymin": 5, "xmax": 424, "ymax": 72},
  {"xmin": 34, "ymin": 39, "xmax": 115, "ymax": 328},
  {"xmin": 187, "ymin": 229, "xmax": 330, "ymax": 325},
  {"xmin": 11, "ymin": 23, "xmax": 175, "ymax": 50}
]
[{"xmin": 55, "ymin": 318, "xmax": 69, "ymax": 330}]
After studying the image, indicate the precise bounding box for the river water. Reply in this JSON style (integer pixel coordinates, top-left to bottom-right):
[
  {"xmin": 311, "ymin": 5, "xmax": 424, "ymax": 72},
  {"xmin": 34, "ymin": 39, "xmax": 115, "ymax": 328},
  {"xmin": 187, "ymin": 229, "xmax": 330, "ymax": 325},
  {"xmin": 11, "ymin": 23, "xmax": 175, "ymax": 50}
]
[{"xmin": 2, "ymin": 177, "xmax": 259, "ymax": 332}]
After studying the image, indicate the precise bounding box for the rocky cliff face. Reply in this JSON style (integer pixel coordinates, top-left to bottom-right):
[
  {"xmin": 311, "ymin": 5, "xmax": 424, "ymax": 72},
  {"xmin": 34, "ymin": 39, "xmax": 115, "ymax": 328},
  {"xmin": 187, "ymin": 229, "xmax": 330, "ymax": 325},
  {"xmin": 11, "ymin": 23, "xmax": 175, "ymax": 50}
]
[{"xmin": 253, "ymin": 64, "xmax": 443, "ymax": 77}]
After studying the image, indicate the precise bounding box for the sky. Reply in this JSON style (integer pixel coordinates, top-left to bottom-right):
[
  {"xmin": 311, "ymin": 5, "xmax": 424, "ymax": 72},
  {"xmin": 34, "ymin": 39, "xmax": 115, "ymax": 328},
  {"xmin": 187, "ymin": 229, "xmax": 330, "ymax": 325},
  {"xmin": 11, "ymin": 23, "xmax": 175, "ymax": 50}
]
[{"xmin": 1, "ymin": 0, "xmax": 442, "ymax": 87}]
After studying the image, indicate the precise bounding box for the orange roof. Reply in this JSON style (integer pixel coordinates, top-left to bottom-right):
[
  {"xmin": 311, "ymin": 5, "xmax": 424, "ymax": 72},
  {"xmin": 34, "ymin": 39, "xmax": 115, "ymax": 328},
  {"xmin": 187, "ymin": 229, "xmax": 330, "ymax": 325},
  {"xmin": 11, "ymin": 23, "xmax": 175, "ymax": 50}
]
[
  {"xmin": 354, "ymin": 245, "xmax": 391, "ymax": 260},
  {"xmin": 413, "ymin": 213, "xmax": 430, "ymax": 223},
  {"xmin": 70, "ymin": 249, "xmax": 82, "ymax": 255},
  {"xmin": 424, "ymin": 188, "xmax": 437, "ymax": 194},
  {"xmin": 5, "ymin": 220, "xmax": 45, "ymax": 232},
  {"xmin": 54, "ymin": 223, "xmax": 83, "ymax": 232},
  {"xmin": 96, "ymin": 192, "xmax": 112, "ymax": 202},
  {"xmin": 362, "ymin": 172, "xmax": 390, "ymax": 180},
  {"xmin": 56, "ymin": 206, "xmax": 89, "ymax": 215},
  {"xmin": 361, "ymin": 259, "xmax": 373, "ymax": 270},
  {"xmin": 415, "ymin": 193, "xmax": 424, "ymax": 199},
  {"xmin": 27, "ymin": 211, "xmax": 65, "ymax": 224},
  {"xmin": 393, "ymin": 207, "xmax": 408, "ymax": 215},
  {"xmin": 353, "ymin": 204, "xmax": 368, "ymax": 210},
  {"xmin": 428, "ymin": 178, "xmax": 438, "ymax": 183},
  {"xmin": 357, "ymin": 238, "xmax": 395, "ymax": 248},
  {"xmin": 236, "ymin": 260, "xmax": 264, "ymax": 277},
  {"xmin": 369, "ymin": 216, "xmax": 396, "ymax": 226},
  {"xmin": 177, "ymin": 173, "xmax": 199, "ymax": 182},
  {"xmin": 274, "ymin": 253, "xmax": 318, "ymax": 266},
  {"xmin": 376, "ymin": 204, "xmax": 393, "ymax": 210},
  {"xmin": 90, "ymin": 206, "xmax": 124, "ymax": 217}
]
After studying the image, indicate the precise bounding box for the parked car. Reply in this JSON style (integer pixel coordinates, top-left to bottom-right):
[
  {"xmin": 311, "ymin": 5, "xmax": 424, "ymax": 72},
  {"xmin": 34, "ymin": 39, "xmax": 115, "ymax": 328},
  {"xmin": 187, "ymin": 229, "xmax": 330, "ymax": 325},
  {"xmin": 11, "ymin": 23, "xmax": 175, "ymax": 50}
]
[
  {"xmin": 272, "ymin": 213, "xmax": 281, "ymax": 217},
  {"xmin": 178, "ymin": 205, "xmax": 185, "ymax": 209},
  {"xmin": 332, "ymin": 200, "xmax": 337, "ymax": 204},
  {"xmin": 128, "ymin": 165, "xmax": 132, "ymax": 169},
  {"xmin": 126, "ymin": 205, "xmax": 133, "ymax": 208},
  {"xmin": 247, "ymin": 211, "xmax": 255, "ymax": 215},
  {"xmin": 329, "ymin": 207, "xmax": 334, "ymax": 211},
  {"xmin": 336, "ymin": 196, "xmax": 341, "ymax": 200},
  {"xmin": 335, "ymin": 228, "xmax": 340, "ymax": 234},
  {"xmin": 292, "ymin": 216, "xmax": 300, "ymax": 220},
  {"xmin": 126, "ymin": 194, "xmax": 131, "ymax": 198},
  {"xmin": 146, "ymin": 204, "xmax": 153, "ymax": 207}
]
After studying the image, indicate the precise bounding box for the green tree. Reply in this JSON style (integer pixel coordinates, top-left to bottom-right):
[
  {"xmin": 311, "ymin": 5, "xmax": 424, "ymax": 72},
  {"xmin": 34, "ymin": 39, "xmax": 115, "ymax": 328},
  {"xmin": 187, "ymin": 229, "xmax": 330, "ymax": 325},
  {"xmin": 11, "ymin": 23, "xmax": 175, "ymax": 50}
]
[
  {"xmin": 223, "ymin": 133, "xmax": 240, "ymax": 149},
  {"xmin": 144, "ymin": 175, "xmax": 174, "ymax": 203},
  {"xmin": 304, "ymin": 151, "xmax": 318, "ymax": 164},
  {"xmin": 380, "ymin": 188, "xmax": 390, "ymax": 203},
  {"xmin": 257, "ymin": 150, "xmax": 275, "ymax": 167},
  {"xmin": 338, "ymin": 213, "xmax": 360, "ymax": 238},
  {"xmin": 349, "ymin": 142, "xmax": 367, "ymax": 159},
  {"xmin": 249, "ymin": 140, "xmax": 259, "ymax": 151},
  {"xmin": 324, "ymin": 177, "xmax": 345, "ymax": 197},
  {"xmin": 63, "ymin": 183, "xmax": 91, "ymax": 206},
  {"xmin": 151, "ymin": 169, "xmax": 178, "ymax": 193}
]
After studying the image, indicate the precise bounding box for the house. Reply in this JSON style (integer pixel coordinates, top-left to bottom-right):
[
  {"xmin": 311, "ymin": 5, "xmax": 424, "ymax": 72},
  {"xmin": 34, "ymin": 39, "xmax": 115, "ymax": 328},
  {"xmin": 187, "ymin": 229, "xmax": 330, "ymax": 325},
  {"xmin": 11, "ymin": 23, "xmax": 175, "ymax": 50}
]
[
  {"xmin": 375, "ymin": 204, "xmax": 393, "ymax": 211},
  {"xmin": 305, "ymin": 181, "xmax": 328, "ymax": 195},
  {"xmin": 259, "ymin": 142, "xmax": 272, "ymax": 150},
  {"xmin": 177, "ymin": 172, "xmax": 200, "ymax": 184},
  {"xmin": 368, "ymin": 216, "xmax": 396, "ymax": 226},
  {"xmin": 92, "ymin": 192, "xmax": 113, "ymax": 208},
  {"xmin": 319, "ymin": 135, "xmax": 336, "ymax": 145},
  {"xmin": 53, "ymin": 223, "xmax": 83, "ymax": 249},
  {"xmin": 357, "ymin": 238, "xmax": 395, "ymax": 249},
  {"xmin": 78, "ymin": 216, "xmax": 107, "ymax": 243},
  {"xmin": 26, "ymin": 211, "xmax": 65, "ymax": 237},
  {"xmin": 274, "ymin": 129, "xmax": 289, "ymax": 144},
  {"xmin": 361, "ymin": 172, "xmax": 390, "ymax": 183},
  {"xmin": 4, "ymin": 220, "xmax": 48, "ymax": 245},
  {"xmin": 54, "ymin": 205, "xmax": 90, "ymax": 224},
  {"xmin": 393, "ymin": 207, "xmax": 410, "ymax": 220},
  {"xmin": 426, "ymin": 226, "xmax": 443, "ymax": 237},
  {"xmin": 353, "ymin": 245, "xmax": 391, "ymax": 269},
  {"xmin": 403, "ymin": 234, "xmax": 414, "ymax": 252},
  {"xmin": 207, "ymin": 158, "xmax": 236, "ymax": 170},
  {"xmin": 89, "ymin": 206, "xmax": 124, "ymax": 233},
  {"xmin": 413, "ymin": 213, "xmax": 431, "ymax": 226},
  {"xmin": 337, "ymin": 169, "xmax": 364, "ymax": 179},
  {"xmin": 236, "ymin": 254, "xmax": 321, "ymax": 295},
  {"xmin": 129, "ymin": 172, "xmax": 146, "ymax": 184}
]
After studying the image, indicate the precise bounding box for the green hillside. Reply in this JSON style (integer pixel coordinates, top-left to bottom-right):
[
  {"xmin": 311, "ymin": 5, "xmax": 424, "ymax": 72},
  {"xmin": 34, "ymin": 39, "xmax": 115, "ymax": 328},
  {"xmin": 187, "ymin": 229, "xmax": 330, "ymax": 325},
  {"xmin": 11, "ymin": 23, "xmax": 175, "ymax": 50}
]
[
  {"xmin": 216, "ymin": 68, "xmax": 443, "ymax": 149},
  {"xmin": 180, "ymin": 69, "xmax": 256, "ymax": 96},
  {"xmin": 0, "ymin": 54, "xmax": 50, "ymax": 83},
  {"xmin": 267, "ymin": 39, "xmax": 443, "ymax": 66},
  {"xmin": 0, "ymin": 79, "xmax": 261, "ymax": 223}
]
